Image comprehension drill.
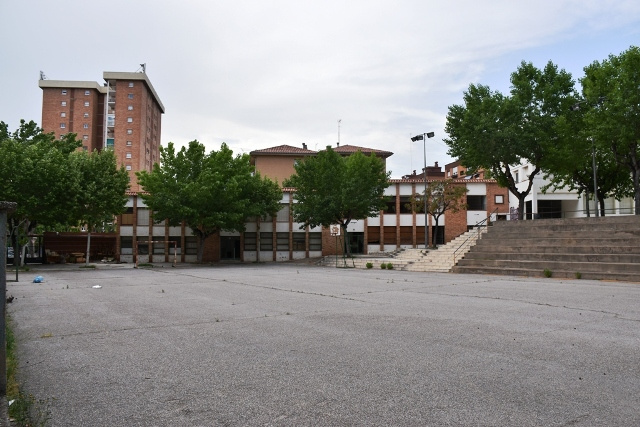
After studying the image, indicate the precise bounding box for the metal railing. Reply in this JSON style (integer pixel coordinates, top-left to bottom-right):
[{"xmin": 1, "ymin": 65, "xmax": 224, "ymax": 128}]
[{"xmin": 452, "ymin": 208, "xmax": 499, "ymax": 265}]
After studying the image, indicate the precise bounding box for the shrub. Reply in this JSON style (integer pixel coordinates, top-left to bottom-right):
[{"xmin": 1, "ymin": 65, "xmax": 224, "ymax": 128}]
[
  {"xmin": 575, "ymin": 272, "xmax": 582, "ymax": 279},
  {"xmin": 366, "ymin": 262, "xmax": 373, "ymax": 269},
  {"xmin": 386, "ymin": 263, "xmax": 394, "ymax": 270},
  {"xmin": 380, "ymin": 263, "xmax": 387, "ymax": 269},
  {"xmin": 543, "ymin": 268, "xmax": 552, "ymax": 278}
]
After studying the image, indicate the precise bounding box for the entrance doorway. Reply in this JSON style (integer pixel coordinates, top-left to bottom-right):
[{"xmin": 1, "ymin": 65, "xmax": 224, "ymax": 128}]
[{"xmin": 220, "ymin": 236, "xmax": 241, "ymax": 260}]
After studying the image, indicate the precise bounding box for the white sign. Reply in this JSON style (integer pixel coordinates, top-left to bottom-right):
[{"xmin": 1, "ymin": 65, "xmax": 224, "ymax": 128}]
[{"xmin": 330, "ymin": 225, "xmax": 341, "ymax": 236}]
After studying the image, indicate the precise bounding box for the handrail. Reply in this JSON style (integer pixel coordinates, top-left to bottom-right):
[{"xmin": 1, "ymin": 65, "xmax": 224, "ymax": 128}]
[{"xmin": 452, "ymin": 208, "xmax": 499, "ymax": 264}]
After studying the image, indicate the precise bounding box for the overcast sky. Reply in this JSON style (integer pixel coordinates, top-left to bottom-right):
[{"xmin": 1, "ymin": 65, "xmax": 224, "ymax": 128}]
[{"xmin": 1, "ymin": 1, "xmax": 639, "ymax": 178}]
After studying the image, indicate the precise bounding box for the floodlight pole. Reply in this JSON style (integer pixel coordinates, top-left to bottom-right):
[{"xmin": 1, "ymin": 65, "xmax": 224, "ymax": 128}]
[{"xmin": 412, "ymin": 132, "xmax": 435, "ymax": 248}]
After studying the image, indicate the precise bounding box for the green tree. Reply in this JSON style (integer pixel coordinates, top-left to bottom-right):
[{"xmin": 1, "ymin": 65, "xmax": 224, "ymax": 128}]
[
  {"xmin": 283, "ymin": 148, "xmax": 390, "ymax": 256},
  {"xmin": 581, "ymin": 46, "xmax": 640, "ymax": 215},
  {"xmin": 408, "ymin": 179, "xmax": 467, "ymax": 247},
  {"xmin": 445, "ymin": 61, "xmax": 577, "ymax": 219},
  {"xmin": 541, "ymin": 108, "xmax": 632, "ymax": 216},
  {"xmin": 137, "ymin": 141, "xmax": 280, "ymax": 262},
  {"xmin": 71, "ymin": 149, "xmax": 129, "ymax": 265},
  {"xmin": 0, "ymin": 120, "xmax": 80, "ymax": 265}
]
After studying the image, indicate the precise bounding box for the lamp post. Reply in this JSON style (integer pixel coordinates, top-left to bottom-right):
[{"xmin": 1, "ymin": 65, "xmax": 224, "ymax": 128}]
[
  {"xmin": 571, "ymin": 100, "xmax": 603, "ymax": 217},
  {"xmin": 411, "ymin": 132, "xmax": 435, "ymax": 248}
]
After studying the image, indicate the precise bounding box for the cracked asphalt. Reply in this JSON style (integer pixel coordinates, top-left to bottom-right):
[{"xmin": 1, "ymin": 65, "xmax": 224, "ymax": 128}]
[{"xmin": 7, "ymin": 263, "xmax": 640, "ymax": 426}]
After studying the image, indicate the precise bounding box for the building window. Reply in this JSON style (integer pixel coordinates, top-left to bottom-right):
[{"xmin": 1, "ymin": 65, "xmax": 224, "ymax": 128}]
[
  {"xmin": 84, "ymin": 113, "xmax": 89, "ymax": 118},
  {"xmin": 128, "ymin": 93, "xmax": 134, "ymax": 99},
  {"xmin": 120, "ymin": 207, "xmax": 134, "ymax": 225},
  {"xmin": 467, "ymin": 195, "xmax": 486, "ymax": 211},
  {"xmin": 84, "ymin": 90, "xmax": 90, "ymax": 95},
  {"xmin": 292, "ymin": 232, "xmax": 305, "ymax": 251},
  {"xmin": 83, "ymin": 135, "xmax": 89, "ymax": 140},
  {"xmin": 61, "ymin": 101, "xmax": 66, "ymax": 107},
  {"xmin": 129, "ymin": 82, "xmax": 134, "ymax": 88},
  {"xmin": 276, "ymin": 204, "xmax": 290, "ymax": 222},
  {"xmin": 120, "ymin": 236, "xmax": 133, "ymax": 255},
  {"xmin": 276, "ymin": 232, "xmax": 289, "ymax": 251},
  {"xmin": 137, "ymin": 209, "xmax": 149, "ymax": 226},
  {"xmin": 309, "ymin": 233, "xmax": 322, "ymax": 251},
  {"xmin": 126, "ymin": 152, "xmax": 132, "ymax": 159},
  {"xmin": 83, "ymin": 123, "xmax": 89, "ymax": 129},
  {"xmin": 399, "ymin": 196, "xmax": 413, "ymax": 214},
  {"xmin": 126, "ymin": 165, "xmax": 132, "ymax": 171},
  {"xmin": 127, "ymin": 117, "xmax": 133, "ymax": 123},
  {"xmin": 60, "ymin": 112, "xmax": 66, "ymax": 118},
  {"xmin": 60, "ymin": 123, "xmax": 66, "ymax": 129},
  {"xmin": 185, "ymin": 236, "xmax": 198, "ymax": 255},
  {"xmin": 61, "ymin": 89, "xmax": 67, "ymax": 95},
  {"xmin": 514, "ymin": 172, "xmax": 519, "ymax": 183},
  {"xmin": 136, "ymin": 237, "xmax": 149, "ymax": 255},
  {"xmin": 84, "ymin": 101, "xmax": 90, "ymax": 107},
  {"xmin": 126, "ymin": 141, "xmax": 132, "ymax": 146},
  {"xmin": 128, "ymin": 105, "xmax": 133, "ymax": 111},
  {"xmin": 127, "ymin": 129, "xmax": 133, "ymax": 135},
  {"xmin": 495, "ymin": 195, "xmax": 504, "ymax": 204},
  {"xmin": 244, "ymin": 232, "xmax": 257, "ymax": 251},
  {"xmin": 260, "ymin": 232, "xmax": 273, "ymax": 251}
]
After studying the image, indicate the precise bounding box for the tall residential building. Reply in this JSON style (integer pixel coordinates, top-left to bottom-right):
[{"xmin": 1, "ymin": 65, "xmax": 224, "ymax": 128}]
[{"xmin": 39, "ymin": 71, "xmax": 165, "ymax": 191}]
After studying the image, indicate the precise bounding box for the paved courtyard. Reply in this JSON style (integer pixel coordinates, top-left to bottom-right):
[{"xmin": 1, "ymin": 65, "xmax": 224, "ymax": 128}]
[{"xmin": 7, "ymin": 263, "xmax": 640, "ymax": 426}]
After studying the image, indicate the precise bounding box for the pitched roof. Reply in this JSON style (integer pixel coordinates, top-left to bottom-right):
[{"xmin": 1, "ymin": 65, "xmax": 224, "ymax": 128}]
[
  {"xmin": 331, "ymin": 144, "xmax": 393, "ymax": 158},
  {"xmin": 249, "ymin": 145, "xmax": 317, "ymax": 156}
]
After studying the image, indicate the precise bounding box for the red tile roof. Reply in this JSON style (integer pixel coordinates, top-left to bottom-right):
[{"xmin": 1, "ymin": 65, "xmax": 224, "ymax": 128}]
[
  {"xmin": 331, "ymin": 144, "xmax": 393, "ymax": 158},
  {"xmin": 249, "ymin": 145, "xmax": 316, "ymax": 156}
]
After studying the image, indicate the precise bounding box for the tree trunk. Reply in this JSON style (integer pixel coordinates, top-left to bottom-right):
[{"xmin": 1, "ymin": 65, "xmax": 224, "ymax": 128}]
[
  {"xmin": 197, "ymin": 234, "xmax": 205, "ymax": 263},
  {"xmin": 256, "ymin": 219, "xmax": 261, "ymax": 262},
  {"xmin": 634, "ymin": 166, "xmax": 640, "ymax": 215},
  {"xmin": 341, "ymin": 223, "xmax": 350, "ymax": 257},
  {"xmin": 85, "ymin": 231, "xmax": 92, "ymax": 265},
  {"xmin": 518, "ymin": 196, "xmax": 526, "ymax": 220},
  {"xmin": 432, "ymin": 217, "xmax": 440, "ymax": 248}
]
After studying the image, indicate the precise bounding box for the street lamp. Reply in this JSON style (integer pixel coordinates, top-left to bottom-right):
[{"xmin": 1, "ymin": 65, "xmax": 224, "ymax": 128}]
[
  {"xmin": 411, "ymin": 132, "xmax": 435, "ymax": 248},
  {"xmin": 571, "ymin": 100, "xmax": 602, "ymax": 217}
]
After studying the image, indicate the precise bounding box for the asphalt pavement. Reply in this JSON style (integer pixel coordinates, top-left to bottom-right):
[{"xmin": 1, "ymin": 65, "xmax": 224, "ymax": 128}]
[{"xmin": 6, "ymin": 263, "xmax": 640, "ymax": 426}]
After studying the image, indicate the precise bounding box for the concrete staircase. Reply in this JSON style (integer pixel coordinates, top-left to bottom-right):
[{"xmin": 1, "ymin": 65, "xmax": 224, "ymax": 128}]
[
  {"xmin": 452, "ymin": 215, "xmax": 640, "ymax": 282},
  {"xmin": 398, "ymin": 228, "xmax": 487, "ymax": 272},
  {"xmin": 319, "ymin": 228, "xmax": 487, "ymax": 272}
]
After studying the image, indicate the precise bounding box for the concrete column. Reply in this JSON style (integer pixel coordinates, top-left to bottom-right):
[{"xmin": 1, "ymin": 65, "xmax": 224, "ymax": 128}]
[{"xmin": 0, "ymin": 201, "xmax": 17, "ymax": 396}]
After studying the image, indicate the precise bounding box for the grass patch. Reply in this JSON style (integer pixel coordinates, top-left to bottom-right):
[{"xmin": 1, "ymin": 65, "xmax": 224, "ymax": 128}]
[
  {"xmin": 575, "ymin": 272, "xmax": 582, "ymax": 279},
  {"xmin": 7, "ymin": 315, "xmax": 53, "ymax": 426}
]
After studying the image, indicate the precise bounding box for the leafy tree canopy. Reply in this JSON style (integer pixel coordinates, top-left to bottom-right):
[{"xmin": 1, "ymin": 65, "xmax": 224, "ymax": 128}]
[
  {"xmin": 580, "ymin": 45, "xmax": 640, "ymax": 214},
  {"xmin": 283, "ymin": 148, "xmax": 390, "ymax": 254},
  {"xmin": 0, "ymin": 120, "xmax": 81, "ymax": 235},
  {"xmin": 71, "ymin": 149, "xmax": 129, "ymax": 264},
  {"xmin": 444, "ymin": 61, "xmax": 577, "ymax": 219},
  {"xmin": 137, "ymin": 140, "xmax": 281, "ymax": 262}
]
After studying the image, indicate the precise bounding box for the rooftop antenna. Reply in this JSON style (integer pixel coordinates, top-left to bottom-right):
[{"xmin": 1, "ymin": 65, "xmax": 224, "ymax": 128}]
[
  {"xmin": 39, "ymin": 71, "xmax": 47, "ymax": 80},
  {"xmin": 337, "ymin": 119, "xmax": 341, "ymax": 147}
]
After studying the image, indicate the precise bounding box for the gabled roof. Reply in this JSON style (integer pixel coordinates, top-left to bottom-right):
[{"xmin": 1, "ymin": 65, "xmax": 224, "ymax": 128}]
[
  {"xmin": 249, "ymin": 145, "xmax": 317, "ymax": 156},
  {"xmin": 331, "ymin": 144, "xmax": 393, "ymax": 158}
]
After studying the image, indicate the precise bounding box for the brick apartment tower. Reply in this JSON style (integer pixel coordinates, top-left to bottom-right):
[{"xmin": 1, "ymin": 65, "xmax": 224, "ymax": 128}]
[{"xmin": 39, "ymin": 71, "xmax": 164, "ymax": 191}]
